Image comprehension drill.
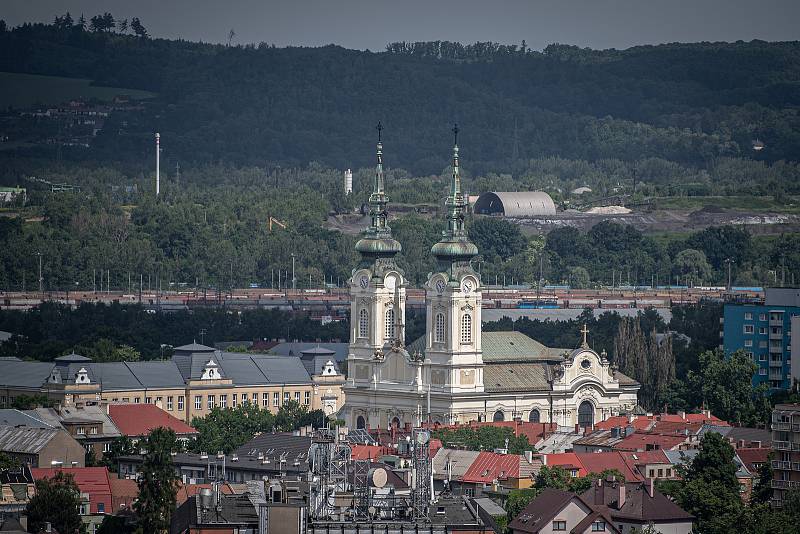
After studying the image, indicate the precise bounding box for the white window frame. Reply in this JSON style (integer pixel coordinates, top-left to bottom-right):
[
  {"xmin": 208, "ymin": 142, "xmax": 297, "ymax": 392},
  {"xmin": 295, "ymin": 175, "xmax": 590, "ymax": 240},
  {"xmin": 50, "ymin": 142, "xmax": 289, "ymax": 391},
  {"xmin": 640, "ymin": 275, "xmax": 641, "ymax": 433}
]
[
  {"xmin": 167, "ymin": 396, "xmax": 173, "ymax": 411},
  {"xmin": 194, "ymin": 396, "xmax": 201, "ymax": 410},
  {"xmin": 434, "ymin": 313, "xmax": 445, "ymax": 343},
  {"xmin": 177, "ymin": 396, "xmax": 184, "ymax": 411},
  {"xmin": 461, "ymin": 313, "xmax": 472, "ymax": 344},
  {"xmin": 358, "ymin": 309, "xmax": 369, "ymax": 338}
]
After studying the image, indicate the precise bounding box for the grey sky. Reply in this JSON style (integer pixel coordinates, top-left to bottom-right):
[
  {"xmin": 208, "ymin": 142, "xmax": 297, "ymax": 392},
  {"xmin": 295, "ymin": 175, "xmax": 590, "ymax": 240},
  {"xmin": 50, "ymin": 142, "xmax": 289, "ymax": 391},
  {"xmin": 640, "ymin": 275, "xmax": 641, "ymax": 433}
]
[{"xmin": 4, "ymin": 0, "xmax": 799, "ymax": 51}]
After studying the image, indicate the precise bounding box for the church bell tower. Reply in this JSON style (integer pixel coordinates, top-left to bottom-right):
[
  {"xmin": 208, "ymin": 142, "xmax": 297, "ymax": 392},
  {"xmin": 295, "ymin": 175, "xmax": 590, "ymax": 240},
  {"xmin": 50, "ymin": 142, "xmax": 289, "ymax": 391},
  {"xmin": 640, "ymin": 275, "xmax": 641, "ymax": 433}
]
[
  {"xmin": 344, "ymin": 123, "xmax": 408, "ymax": 428},
  {"xmin": 424, "ymin": 125, "xmax": 484, "ymax": 402}
]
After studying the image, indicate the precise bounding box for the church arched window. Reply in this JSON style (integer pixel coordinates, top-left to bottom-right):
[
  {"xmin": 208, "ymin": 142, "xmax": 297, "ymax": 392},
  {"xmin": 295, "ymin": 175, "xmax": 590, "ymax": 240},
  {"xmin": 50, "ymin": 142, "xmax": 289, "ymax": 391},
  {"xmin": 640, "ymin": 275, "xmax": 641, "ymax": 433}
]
[
  {"xmin": 578, "ymin": 401, "xmax": 594, "ymax": 428},
  {"xmin": 385, "ymin": 308, "xmax": 395, "ymax": 341},
  {"xmin": 434, "ymin": 313, "xmax": 446, "ymax": 343},
  {"xmin": 461, "ymin": 313, "xmax": 472, "ymax": 344},
  {"xmin": 529, "ymin": 409, "xmax": 540, "ymax": 423},
  {"xmin": 358, "ymin": 309, "xmax": 369, "ymax": 338},
  {"xmin": 493, "ymin": 410, "xmax": 505, "ymax": 422}
]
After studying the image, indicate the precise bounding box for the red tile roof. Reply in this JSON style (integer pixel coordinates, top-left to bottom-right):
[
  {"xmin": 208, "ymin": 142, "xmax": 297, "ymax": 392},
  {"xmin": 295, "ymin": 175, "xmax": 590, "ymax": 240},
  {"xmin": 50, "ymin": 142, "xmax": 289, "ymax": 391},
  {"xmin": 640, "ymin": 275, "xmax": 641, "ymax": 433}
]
[
  {"xmin": 736, "ymin": 447, "xmax": 771, "ymax": 474},
  {"xmin": 594, "ymin": 416, "xmax": 652, "ymax": 432},
  {"xmin": 109, "ymin": 476, "xmax": 138, "ymax": 513},
  {"xmin": 31, "ymin": 467, "xmax": 111, "ymax": 514},
  {"xmin": 595, "ymin": 413, "xmax": 728, "ymax": 432},
  {"xmin": 350, "ymin": 444, "xmax": 393, "ymax": 461},
  {"xmin": 576, "ymin": 452, "xmax": 642, "ymax": 482},
  {"xmin": 462, "ymin": 452, "xmax": 521, "ymax": 484},
  {"xmin": 108, "ymin": 404, "xmax": 197, "ymax": 437},
  {"xmin": 614, "ymin": 432, "xmax": 687, "ymax": 452},
  {"xmin": 544, "ymin": 453, "xmax": 587, "ymax": 477}
]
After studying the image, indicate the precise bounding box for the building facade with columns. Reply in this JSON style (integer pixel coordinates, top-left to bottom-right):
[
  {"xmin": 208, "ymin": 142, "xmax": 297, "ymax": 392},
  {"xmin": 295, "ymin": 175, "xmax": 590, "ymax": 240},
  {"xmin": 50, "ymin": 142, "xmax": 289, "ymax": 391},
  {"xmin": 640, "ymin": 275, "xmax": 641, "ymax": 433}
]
[{"xmin": 341, "ymin": 130, "xmax": 639, "ymax": 430}]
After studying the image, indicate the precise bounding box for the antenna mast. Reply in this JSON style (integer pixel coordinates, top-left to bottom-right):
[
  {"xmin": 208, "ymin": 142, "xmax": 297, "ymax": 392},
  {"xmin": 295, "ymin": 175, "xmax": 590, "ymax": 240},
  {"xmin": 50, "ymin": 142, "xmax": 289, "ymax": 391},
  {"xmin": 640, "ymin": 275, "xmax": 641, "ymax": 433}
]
[{"xmin": 155, "ymin": 132, "xmax": 161, "ymax": 196}]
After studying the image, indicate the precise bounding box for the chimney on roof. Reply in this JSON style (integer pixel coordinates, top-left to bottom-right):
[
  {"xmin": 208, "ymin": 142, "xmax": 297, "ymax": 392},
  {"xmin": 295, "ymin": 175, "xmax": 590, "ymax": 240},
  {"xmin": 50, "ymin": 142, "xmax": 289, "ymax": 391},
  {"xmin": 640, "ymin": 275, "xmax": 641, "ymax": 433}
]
[
  {"xmin": 611, "ymin": 427, "xmax": 620, "ymax": 438},
  {"xmin": 678, "ymin": 410, "xmax": 686, "ymax": 420},
  {"xmin": 575, "ymin": 424, "xmax": 580, "ymax": 434},
  {"xmin": 753, "ymin": 440, "xmax": 762, "ymax": 448},
  {"xmin": 524, "ymin": 451, "xmax": 533, "ymax": 464},
  {"xmin": 627, "ymin": 413, "xmax": 634, "ymax": 424},
  {"xmin": 702, "ymin": 409, "xmax": 711, "ymax": 418},
  {"xmin": 738, "ymin": 439, "xmax": 746, "ymax": 449},
  {"xmin": 618, "ymin": 483, "xmax": 626, "ymax": 509},
  {"xmin": 647, "ymin": 478, "xmax": 654, "ymax": 498},
  {"xmin": 542, "ymin": 455, "xmax": 547, "ymax": 465}
]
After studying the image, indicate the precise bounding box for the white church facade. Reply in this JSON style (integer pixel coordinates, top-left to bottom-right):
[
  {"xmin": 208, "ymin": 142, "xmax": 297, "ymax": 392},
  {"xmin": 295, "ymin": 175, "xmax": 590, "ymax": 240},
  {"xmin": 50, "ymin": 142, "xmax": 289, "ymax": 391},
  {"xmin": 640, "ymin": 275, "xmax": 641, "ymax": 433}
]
[{"xmin": 341, "ymin": 126, "xmax": 639, "ymax": 430}]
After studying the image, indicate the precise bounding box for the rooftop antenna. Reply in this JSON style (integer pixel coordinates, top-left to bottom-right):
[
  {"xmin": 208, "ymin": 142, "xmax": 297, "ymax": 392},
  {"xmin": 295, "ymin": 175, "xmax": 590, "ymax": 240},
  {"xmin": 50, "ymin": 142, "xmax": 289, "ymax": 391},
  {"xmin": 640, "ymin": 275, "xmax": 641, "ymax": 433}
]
[{"xmin": 155, "ymin": 133, "xmax": 161, "ymax": 196}]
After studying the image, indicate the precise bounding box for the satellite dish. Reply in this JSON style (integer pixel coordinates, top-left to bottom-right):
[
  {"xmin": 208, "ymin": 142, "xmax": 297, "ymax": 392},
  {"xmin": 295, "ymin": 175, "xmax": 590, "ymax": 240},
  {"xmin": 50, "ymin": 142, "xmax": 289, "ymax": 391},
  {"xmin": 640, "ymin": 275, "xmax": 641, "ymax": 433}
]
[
  {"xmin": 368, "ymin": 467, "xmax": 388, "ymax": 488},
  {"xmin": 752, "ymin": 139, "xmax": 765, "ymax": 151},
  {"xmin": 416, "ymin": 431, "xmax": 430, "ymax": 445}
]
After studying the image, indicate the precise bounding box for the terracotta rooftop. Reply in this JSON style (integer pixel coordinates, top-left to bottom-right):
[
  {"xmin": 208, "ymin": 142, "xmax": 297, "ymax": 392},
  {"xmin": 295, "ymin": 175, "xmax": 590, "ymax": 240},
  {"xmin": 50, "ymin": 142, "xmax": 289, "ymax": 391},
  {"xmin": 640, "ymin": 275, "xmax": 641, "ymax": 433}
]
[
  {"xmin": 736, "ymin": 447, "xmax": 771, "ymax": 475},
  {"xmin": 462, "ymin": 451, "xmax": 522, "ymax": 484},
  {"xmin": 108, "ymin": 404, "xmax": 197, "ymax": 437},
  {"xmin": 31, "ymin": 467, "xmax": 111, "ymax": 514}
]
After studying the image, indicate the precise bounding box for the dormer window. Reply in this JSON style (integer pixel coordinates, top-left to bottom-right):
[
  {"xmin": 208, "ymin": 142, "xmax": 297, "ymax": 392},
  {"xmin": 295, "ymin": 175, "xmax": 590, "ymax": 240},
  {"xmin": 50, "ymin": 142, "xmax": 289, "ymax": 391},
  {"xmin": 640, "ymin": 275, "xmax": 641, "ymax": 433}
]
[
  {"xmin": 75, "ymin": 367, "xmax": 91, "ymax": 384},
  {"xmin": 201, "ymin": 359, "xmax": 221, "ymax": 380},
  {"xmin": 322, "ymin": 361, "xmax": 338, "ymax": 376}
]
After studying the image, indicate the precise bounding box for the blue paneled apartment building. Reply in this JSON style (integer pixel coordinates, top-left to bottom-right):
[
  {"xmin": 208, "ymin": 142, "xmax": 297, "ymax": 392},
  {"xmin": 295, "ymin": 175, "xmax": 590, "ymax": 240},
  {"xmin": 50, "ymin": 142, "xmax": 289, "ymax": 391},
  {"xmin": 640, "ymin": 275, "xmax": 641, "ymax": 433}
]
[{"xmin": 723, "ymin": 288, "xmax": 800, "ymax": 390}]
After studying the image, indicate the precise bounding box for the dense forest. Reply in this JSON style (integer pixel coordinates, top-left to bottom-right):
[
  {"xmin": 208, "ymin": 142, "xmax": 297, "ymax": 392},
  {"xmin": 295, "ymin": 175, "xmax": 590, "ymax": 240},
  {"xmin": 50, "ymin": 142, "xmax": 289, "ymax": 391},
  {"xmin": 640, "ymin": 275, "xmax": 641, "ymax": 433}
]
[{"xmin": 1, "ymin": 15, "xmax": 800, "ymax": 193}]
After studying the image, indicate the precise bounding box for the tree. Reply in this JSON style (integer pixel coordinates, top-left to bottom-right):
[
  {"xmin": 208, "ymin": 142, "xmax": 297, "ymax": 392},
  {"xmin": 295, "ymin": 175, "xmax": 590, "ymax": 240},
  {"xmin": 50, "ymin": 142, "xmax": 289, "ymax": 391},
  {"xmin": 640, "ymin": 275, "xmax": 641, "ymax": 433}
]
[
  {"xmin": 11, "ymin": 394, "xmax": 53, "ymax": 409},
  {"xmin": 0, "ymin": 452, "xmax": 20, "ymax": 470},
  {"xmin": 191, "ymin": 404, "xmax": 276, "ymax": 454},
  {"xmin": 673, "ymin": 249, "xmax": 712, "ymax": 287},
  {"xmin": 687, "ymin": 349, "xmax": 769, "ymax": 426},
  {"xmin": 130, "ymin": 18, "xmax": 148, "ymax": 38},
  {"xmin": 118, "ymin": 18, "xmax": 128, "ymax": 34},
  {"xmin": 674, "ymin": 432, "xmax": 743, "ymax": 534},
  {"xmin": 26, "ymin": 471, "xmax": 83, "ymax": 534},
  {"xmin": 89, "ymin": 12, "xmax": 115, "ymax": 32},
  {"xmin": 534, "ymin": 465, "xmax": 572, "ymax": 490},
  {"xmin": 505, "ymin": 488, "xmax": 539, "ymax": 520},
  {"xmin": 567, "ymin": 266, "xmax": 590, "ymax": 288},
  {"xmin": 751, "ymin": 452, "xmax": 774, "ymax": 505},
  {"xmin": 467, "ymin": 218, "xmax": 527, "ymax": 262},
  {"xmin": 134, "ymin": 427, "xmax": 180, "ymax": 534}
]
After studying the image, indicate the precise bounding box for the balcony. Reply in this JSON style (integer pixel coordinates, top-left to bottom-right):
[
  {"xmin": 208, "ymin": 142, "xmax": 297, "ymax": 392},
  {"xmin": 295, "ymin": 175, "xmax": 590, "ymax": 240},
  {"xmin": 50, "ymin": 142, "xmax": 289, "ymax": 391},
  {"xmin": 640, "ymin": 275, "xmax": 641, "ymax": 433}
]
[
  {"xmin": 773, "ymin": 460, "xmax": 791, "ymax": 470},
  {"xmin": 775, "ymin": 441, "xmax": 791, "ymax": 450},
  {"xmin": 770, "ymin": 346, "xmax": 784, "ymax": 354},
  {"xmin": 770, "ymin": 359, "xmax": 785, "ymax": 368},
  {"xmin": 770, "ymin": 480, "xmax": 800, "ymax": 489},
  {"xmin": 793, "ymin": 442, "xmax": 800, "ymax": 452},
  {"xmin": 773, "ymin": 422, "xmax": 791, "ymax": 431},
  {"xmin": 792, "ymin": 463, "xmax": 800, "ymax": 471}
]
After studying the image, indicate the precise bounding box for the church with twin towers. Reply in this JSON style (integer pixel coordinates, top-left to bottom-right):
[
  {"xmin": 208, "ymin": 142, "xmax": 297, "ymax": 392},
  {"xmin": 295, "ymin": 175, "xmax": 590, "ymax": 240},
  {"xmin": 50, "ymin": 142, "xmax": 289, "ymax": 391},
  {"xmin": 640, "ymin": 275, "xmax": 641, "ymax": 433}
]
[{"xmin": 341, "ymin": 125, "xmax": 639, "ymax": 431}]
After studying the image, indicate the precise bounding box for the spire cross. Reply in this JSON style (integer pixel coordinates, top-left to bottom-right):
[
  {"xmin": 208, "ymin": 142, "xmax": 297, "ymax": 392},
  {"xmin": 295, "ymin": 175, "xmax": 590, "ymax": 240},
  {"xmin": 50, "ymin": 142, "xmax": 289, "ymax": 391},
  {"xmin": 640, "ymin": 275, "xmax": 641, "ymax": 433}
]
[
  {"xmin": 376, "ymin": 121, "xmax": 383, "ymax": 143},
  {"xmin": 580, "ymin": 324, "xmax": 589, "ymax": 347},
  {"xmin": 452, "ymin": 123, "xmax": 459, "ymax": 146}
]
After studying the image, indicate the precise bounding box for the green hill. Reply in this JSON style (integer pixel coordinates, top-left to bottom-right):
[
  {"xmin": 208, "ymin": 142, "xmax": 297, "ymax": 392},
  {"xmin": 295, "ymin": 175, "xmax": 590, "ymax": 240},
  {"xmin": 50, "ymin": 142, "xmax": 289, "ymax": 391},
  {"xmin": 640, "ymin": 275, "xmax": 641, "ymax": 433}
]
[
  {"xmin": 0, "ymin": 71, "xmax": 154, "ymax": 108},
  {"xmin": 1, "ymin": 22, "xmax": 798, "ymax": 176}
]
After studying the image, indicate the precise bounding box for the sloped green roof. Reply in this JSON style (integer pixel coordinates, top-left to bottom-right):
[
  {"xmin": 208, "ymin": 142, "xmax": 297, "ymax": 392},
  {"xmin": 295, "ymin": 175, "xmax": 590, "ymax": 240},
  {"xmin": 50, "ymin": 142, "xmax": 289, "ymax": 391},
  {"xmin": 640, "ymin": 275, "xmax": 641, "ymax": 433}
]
[
  {"xmin": 484, "ymin": 363, "xmax": 551, "ymax": 392},
  {"xmin": 407, "ymin": 331, "xmax": 569, "ymax": 362}
]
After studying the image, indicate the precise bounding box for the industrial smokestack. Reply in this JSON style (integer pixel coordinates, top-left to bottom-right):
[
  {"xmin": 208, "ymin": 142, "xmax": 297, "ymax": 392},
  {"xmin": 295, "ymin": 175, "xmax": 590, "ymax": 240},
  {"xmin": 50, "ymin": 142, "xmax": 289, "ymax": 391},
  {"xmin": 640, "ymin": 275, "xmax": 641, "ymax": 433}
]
[
  {"xmin": 344, "ymin": 168, "xmax": 353, "ymax": 195},
  {"xmin": 155, "ymin": 132, "xmax": 161, "ymax": 196}
]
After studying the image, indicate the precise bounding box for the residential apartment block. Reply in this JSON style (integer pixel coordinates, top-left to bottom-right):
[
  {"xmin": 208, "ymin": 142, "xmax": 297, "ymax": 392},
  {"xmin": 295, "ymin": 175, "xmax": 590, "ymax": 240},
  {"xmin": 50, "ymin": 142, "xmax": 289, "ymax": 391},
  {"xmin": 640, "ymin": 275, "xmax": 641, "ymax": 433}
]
[
  {"xmin": 723, "ymin": 288, "xmax": 800, "ymax": 389},
  {"xmin": 771, "ymin": 403, "xmax": 800, "ymax": 507}
]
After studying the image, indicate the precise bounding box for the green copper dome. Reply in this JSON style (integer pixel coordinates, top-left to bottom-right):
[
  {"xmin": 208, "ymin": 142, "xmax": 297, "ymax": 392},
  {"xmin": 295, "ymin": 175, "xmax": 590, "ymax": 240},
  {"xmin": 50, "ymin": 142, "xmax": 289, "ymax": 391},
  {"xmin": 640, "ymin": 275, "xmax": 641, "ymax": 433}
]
[
  {"xmin": 431, "ymin": 239, "xmax": 478, "ymax": 260},
  {"xmin": 355, "ymin": 235, "xmax": 402, "ymax": 256}
]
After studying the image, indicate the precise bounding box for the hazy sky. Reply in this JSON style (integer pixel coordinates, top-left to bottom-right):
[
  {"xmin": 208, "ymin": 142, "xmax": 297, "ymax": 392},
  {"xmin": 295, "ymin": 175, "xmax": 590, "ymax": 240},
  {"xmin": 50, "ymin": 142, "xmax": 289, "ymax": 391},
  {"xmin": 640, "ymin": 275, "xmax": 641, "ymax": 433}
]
[{"xmin": 4, "ymin": 0, "xmax": 800, "ymax": 51}]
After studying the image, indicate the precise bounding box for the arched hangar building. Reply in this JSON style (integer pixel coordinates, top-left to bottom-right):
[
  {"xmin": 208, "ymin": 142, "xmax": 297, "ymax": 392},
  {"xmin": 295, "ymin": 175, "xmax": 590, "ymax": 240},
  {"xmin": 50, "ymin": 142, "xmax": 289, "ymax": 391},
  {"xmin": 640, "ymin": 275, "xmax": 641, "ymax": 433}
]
[{"xmin": 473, "ymin": 191, "xmax": 557, "ymax": 217}]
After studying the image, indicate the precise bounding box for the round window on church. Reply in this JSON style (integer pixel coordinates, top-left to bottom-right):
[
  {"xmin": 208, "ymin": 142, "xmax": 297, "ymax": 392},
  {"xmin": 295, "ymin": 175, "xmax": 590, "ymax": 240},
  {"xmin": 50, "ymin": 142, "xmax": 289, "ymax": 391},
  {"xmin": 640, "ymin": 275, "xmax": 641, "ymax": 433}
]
[{"xmin": 581, "ymin": 359, "xmax": 591, "ymax": 369}]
